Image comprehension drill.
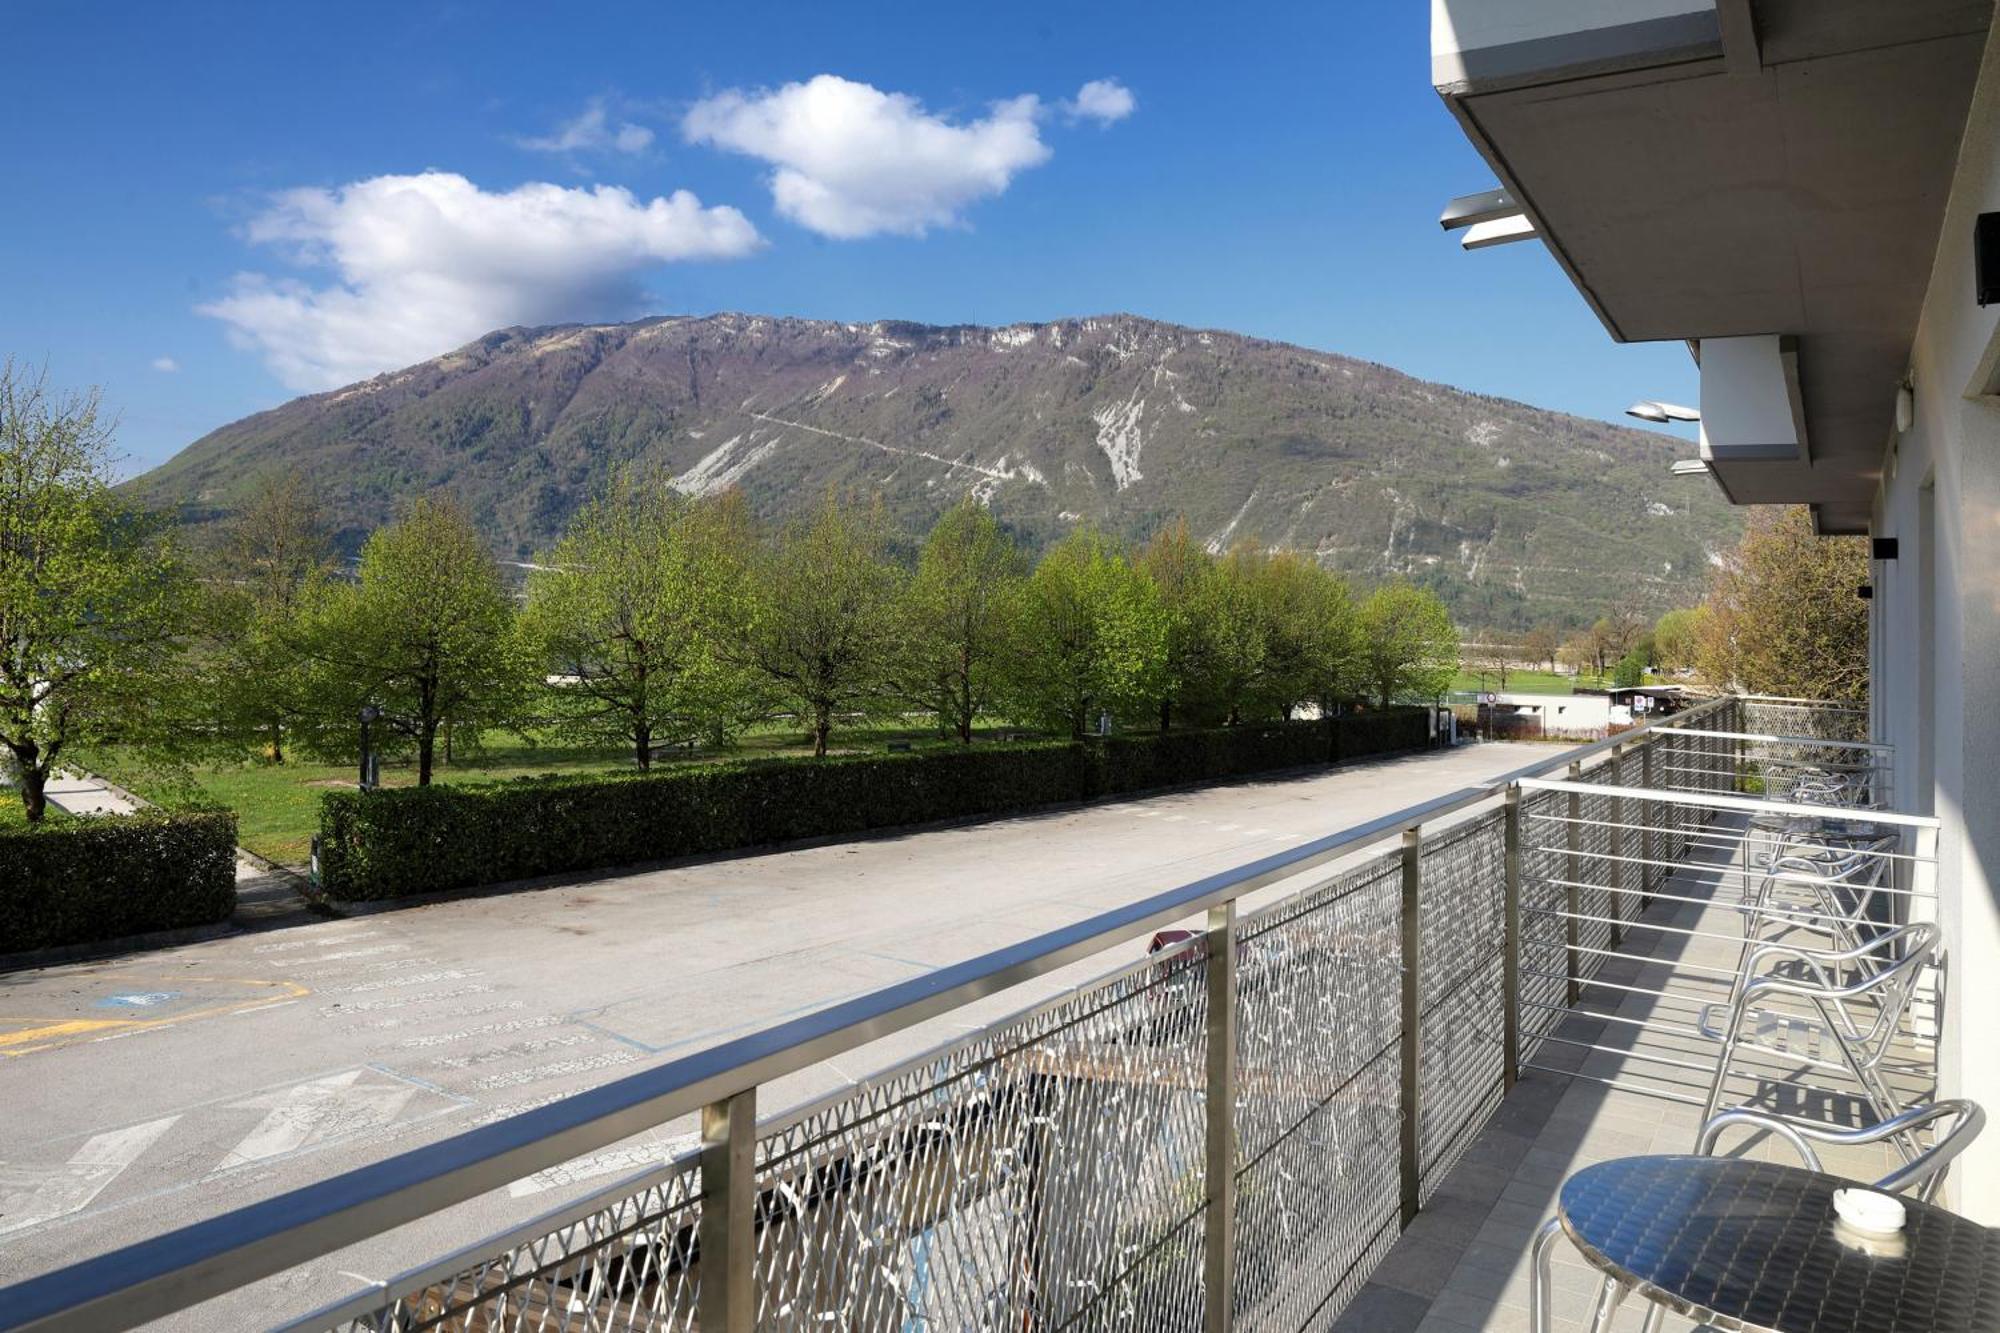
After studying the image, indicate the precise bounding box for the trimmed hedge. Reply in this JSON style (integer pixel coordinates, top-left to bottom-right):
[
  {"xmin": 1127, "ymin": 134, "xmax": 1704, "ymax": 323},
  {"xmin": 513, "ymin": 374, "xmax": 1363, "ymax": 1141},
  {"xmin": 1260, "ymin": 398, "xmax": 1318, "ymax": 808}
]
[
  {"xmin": 0, "ymin": 809, "xmax": 239, "ymax": 954},
  {"xmin": 317, "ymin": 710, "xmax": 1428, "ymax": 901}
]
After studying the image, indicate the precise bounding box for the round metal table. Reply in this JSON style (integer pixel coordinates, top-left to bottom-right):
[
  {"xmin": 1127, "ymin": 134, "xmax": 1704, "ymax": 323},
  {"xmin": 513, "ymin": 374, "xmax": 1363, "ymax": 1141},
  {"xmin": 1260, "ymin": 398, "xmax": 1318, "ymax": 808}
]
[{"xmin": 1553, "ymin": 1156, "xmax": 2000, "ymax": 1332}]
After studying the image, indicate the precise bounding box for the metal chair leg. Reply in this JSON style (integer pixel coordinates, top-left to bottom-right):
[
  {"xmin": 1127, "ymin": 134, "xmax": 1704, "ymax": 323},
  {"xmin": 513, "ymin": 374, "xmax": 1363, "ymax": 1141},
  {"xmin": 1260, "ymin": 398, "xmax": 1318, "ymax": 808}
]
[
  {"xmin": 1586, "ymin": 1275, "xmax": 1631, "ymax": 1332},
  {"xmin": 1530, "ymin": 1215, "xmax": 1564, "ymax": 1333}
]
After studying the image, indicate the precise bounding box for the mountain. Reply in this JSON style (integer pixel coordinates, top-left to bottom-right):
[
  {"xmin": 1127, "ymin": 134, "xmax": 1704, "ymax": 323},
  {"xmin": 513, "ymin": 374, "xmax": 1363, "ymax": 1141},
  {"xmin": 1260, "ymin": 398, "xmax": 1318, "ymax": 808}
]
[{"xmin": 130, "ymin": 313, "xmax": 1739, "ymax": 628}]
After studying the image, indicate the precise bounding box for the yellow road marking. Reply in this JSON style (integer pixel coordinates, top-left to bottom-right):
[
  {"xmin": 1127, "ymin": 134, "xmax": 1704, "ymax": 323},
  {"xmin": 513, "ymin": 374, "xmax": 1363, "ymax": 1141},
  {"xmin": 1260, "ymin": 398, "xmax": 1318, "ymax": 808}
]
[
  {"xmin": 0, "ymin": 1019, "xmax": 148, "ymax": 1049},
  {"xmin": 0, "ymin": 978, "xmax": 311, "ymax": 1058}
]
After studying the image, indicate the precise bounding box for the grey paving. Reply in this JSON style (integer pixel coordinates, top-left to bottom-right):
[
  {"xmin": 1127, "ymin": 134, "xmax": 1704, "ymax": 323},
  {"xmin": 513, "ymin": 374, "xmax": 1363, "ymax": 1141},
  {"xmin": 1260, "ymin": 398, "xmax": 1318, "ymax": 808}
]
[{"xmin": 0, "ymin": 742, "xmax": 1543, "ymax": 1329}]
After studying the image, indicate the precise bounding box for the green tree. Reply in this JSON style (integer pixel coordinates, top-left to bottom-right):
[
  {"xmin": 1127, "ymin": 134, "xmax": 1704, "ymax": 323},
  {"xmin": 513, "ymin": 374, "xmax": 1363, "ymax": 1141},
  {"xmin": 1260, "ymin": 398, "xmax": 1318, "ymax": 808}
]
[
  {"xmin": 902, "ymin": 498, "xmax": 1027, "ymax": 742},
  {"xmin": 203, "ymin": 469, "xmax": 336, "ymax": 764},
  {"xmin": 1138, "ymin": 520, "xmax": 1221, "ymax": 730},
  {"xmin": 523, "ymin": 470, "xmax": 755, "ymax": 770},
  {"xmin": 731, "ymin": 491, "xmax": 906, "ymax": 757},
  {"xmin": 1002, "ymin": 529, "xmax": 1167, "ymax": 738},
  {"xmin": 1198, "ymin": 544, "xmax": 1271, "ymax": 724},
  {"xmin": 0, "ymin": 362, "xmax": 195, "ymax": 820},
  {"xmin": 1358, "ymin": 582, "xmax": 1459, "ymax": 707},
  {"xmin": 1653, "ymin": 607, "xmax": 1704, "ymax": 672},
  {"xmin": 1239, "ymin": 548, "xmax": 1360, "ymax": 720},
  {"xmin": 1696, "ymin": 506, "xmax": 1868, "ymax": 703},
  {"xmin": 1612, "ymin": 652, "xmax": 1647, "ymax": 689},
  {"xmin": 298, "ymin": 497, "xmax": 528, "ymax": 785}
]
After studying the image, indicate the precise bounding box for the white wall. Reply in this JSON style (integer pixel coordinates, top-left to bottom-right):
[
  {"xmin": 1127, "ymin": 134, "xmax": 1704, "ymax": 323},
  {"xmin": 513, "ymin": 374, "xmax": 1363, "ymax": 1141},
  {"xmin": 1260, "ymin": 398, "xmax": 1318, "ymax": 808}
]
[{"xmin": 1874, "ymin": 17, "xmax": 2000, "ymax": 1221}]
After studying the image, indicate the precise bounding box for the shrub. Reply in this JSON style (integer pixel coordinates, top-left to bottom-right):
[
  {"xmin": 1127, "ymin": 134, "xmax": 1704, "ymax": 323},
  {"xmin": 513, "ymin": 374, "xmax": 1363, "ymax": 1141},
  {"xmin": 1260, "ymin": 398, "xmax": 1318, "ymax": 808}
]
[
  {"xmin": 0, "ymin": 809, "xmax": 238, "ymax": 953},
  {"xmin": 317, "ymin": 711, "xmax": 1429, "ymax": 901}
]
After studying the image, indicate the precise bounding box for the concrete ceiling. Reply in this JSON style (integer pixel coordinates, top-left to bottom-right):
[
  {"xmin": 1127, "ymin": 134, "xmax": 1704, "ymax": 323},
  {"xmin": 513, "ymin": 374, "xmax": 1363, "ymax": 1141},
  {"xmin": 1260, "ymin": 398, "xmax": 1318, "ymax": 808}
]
[{"xmin": 1441, "ymin": 0, "xmax": 1992, "ymax": 533}]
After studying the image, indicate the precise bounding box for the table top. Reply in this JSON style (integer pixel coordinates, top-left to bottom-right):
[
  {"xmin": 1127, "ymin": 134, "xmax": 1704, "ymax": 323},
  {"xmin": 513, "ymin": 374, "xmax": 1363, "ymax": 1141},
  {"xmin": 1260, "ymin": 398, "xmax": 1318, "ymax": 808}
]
[{"xmin": 1557, "ymin": 1156, "xmax": 2000, "ymax": 1332}]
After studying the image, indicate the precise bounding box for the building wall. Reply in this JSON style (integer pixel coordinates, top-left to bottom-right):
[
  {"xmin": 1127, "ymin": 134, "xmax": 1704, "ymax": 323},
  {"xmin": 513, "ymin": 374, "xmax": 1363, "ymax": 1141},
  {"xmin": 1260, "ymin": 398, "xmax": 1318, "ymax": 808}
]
[{"xmin": 1874, "ymin": 17, "xmax": 2000, "ymax": 1221}]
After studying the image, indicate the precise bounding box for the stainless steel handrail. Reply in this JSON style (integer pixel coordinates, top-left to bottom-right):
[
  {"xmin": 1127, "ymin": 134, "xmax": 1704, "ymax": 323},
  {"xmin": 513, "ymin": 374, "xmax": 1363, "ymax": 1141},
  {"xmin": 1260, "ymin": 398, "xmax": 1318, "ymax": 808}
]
[{"xmin": 0, "ymin": 698, "xmax": 1738, "ymax": 1332}]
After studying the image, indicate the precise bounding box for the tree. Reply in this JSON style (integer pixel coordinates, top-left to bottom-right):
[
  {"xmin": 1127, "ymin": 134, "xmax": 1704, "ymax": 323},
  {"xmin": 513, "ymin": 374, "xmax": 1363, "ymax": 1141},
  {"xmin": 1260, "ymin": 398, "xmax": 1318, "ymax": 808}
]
[
  {"xmin": 1002, "ymin": 529, "xmax": 1167, "ymax": 738},
  {"xmin": 1199, "ymin": 544, "xmax": 1272, "ymax": 724},
  {"xmin": 298, "ymin": 497, "xmax": 528, "ymax": 784},
  {"xmin": 731, "ymin": 491, "xmax": 906, "ymax": 757},
  {"xmin": 1593, "ymin": 612, "xmax": 1645, "ymax": 676},
  {"xmin": 1653, "ymin": 607, "xmax": 1704, "ymax": 672},
  {"xmin": 1245, "ymin": 550, "xmax": 1360, "ymax": 719},
  {"xmin": 522, "ymin": 469, "xmax": 754, "ymax": 770},
  {"xmin": 1612, "ymin": 652, "xmax": 1647, "ymax": 689},
  {"xmin": 1558, "ymin": 632, "xmax": 1597, "ymax": 678},
  {"xmin": 1696, "ymin": 506, "xmax": 1869, "ymax": 703},
  {"xmin": 1357, "ymin": 582, "xmax": 1459, "ymax": 707},
  {"xmin": 0, "ymin": 362, "xmax": 195, "ymax": 820},
  {"xmin": 1522, "ymin": 624, "xmax": 1560, "ymax": 674},
  {"xmin": 901, "ymin": 499, "xmax": 1027, "ymax": 742},
  {"xmin": 203, "ymin": 469, "xmax": 336, "ymax": 764},
  {"xmin": 1139, "ymin": 520, "xmax": 1221, "ymax": 730}
]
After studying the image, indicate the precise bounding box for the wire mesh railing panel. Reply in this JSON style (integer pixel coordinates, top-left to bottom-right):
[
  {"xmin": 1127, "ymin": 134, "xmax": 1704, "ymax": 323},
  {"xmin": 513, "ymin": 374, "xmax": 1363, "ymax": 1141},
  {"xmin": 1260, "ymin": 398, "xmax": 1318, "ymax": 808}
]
[
  {"xmin": 323, "ymin": 1153, "xmax": 705, "ymax": 1333},
  {"xmin": 1414, "ymin": 811, "xmax": 1507, "ymax": 1198},
  {"xmin": 749, "ymin": 948, "xmax": 1212, "ymax": 1333},
  {"xmin": 1515, "ymin": 785, "xmax": 1571, "ymax": 1063},
  {"xmin": 1742, "ymin": 700, "xmax": 1869, "ymax": 744},
  {"xmin": 1234, "ymin": 857, "xmax": 1403, "ymax": 1330}
]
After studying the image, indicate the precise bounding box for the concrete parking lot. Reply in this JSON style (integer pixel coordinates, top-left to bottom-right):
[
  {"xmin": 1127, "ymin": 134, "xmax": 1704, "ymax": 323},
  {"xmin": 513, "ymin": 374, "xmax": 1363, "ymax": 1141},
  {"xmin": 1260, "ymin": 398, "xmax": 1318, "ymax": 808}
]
[{"xmin": 0, "ymin": 741, "xmax": 1542, "ymax": 1327}]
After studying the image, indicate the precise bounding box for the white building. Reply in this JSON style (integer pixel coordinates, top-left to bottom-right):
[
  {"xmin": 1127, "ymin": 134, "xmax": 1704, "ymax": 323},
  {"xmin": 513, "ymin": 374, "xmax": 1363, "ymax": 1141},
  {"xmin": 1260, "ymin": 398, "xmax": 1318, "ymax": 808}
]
[{"xmin": 1435, "ymin": 0, "xmax": 2000, "ymax": 1217}]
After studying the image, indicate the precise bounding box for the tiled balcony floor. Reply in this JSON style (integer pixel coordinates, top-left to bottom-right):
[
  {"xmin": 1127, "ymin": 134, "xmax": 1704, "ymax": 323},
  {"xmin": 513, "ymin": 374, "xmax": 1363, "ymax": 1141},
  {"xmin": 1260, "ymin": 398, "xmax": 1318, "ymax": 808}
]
[{"xmin": 1333, "ymin": 815, "xmax": 1934, "ymax": 1333}]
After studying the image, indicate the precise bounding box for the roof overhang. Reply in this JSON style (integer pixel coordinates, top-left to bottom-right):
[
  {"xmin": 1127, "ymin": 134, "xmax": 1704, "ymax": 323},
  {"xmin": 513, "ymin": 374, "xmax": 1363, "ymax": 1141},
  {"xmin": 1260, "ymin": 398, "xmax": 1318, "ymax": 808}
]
[{"xmin": 1434, "ymin": 0, "xmax": 1993, "ymax": 534}]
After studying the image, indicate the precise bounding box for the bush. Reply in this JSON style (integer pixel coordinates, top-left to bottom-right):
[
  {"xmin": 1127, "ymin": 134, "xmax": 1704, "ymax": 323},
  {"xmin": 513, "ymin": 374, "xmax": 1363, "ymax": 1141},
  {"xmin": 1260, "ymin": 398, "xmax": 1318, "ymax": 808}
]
[
  {"xmin": 0, "ymin": 809, "xmax": 238, "ymax": 953},
  {"xmin": 317, "ymin": 710, "xmax": 1429, "ymax": 901}
]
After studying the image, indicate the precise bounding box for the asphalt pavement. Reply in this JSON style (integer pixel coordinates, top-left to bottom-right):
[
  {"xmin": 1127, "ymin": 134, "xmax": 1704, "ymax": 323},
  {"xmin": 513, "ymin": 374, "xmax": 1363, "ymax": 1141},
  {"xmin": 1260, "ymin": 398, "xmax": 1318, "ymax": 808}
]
[{"xmin": 0, "ymin": 741, "xmax": 1545, "ymax": 1328}]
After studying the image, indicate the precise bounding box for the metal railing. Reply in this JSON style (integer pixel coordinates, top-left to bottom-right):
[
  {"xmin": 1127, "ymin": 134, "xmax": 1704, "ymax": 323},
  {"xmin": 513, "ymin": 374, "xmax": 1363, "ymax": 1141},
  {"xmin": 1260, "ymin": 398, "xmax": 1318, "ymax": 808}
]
[{"xmin": 5, "ymin": 695, "xmax": 1928, "ymax": 1333}]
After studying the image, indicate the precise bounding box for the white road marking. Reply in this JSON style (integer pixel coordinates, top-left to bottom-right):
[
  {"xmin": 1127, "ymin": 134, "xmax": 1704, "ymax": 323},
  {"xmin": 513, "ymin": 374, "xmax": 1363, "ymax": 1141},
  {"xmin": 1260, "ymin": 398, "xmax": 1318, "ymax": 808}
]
[
  {"xmin": 396, "ymin": 1016, "xmax": 563, "ymax": 1049},
  {"xmin": 254, "ymin": 932, "xmax": 377, "ymax": 954},
  {"xmin": 0, "ymin": 1117, "xmax": 178, "ymax": 1236},
  {"xmin": 322, "ymin": 984, "xmax": 494, "ymax": 1016},
  {"xmin": 433, "ymin": 1034, "xmax": 594, "ymax": 1071},
  {"xmin": 217, "ymin": 1071, "xmax": 418, "ymax": 1170},
  {"xmin": 506, "ymin": 1135, "xmax": 700, "ymax": 1198},
  {"xmin": 309, "ymin": 944, "xmax": 411, "ymax": 963},
  {"xmin": 330, "ymin": 970, "xmax": 482, "ymax": 996},
  {"xmin": 471, "ymin": 1051, "xmax": 638, "ymax": 1092}
]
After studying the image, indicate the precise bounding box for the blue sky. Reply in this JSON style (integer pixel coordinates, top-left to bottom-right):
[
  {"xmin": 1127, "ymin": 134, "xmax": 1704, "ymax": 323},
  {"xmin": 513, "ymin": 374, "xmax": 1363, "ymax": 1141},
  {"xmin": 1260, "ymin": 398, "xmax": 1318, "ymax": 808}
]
[{"xmin": 4, "ymin": 1, "xmax": 1698, "ymax": 476}]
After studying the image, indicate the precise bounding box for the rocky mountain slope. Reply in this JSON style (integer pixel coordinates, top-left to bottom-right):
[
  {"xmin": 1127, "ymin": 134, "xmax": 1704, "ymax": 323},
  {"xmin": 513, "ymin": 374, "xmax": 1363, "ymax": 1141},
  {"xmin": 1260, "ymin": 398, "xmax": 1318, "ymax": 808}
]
[{"xmin": 132, "ymin": 312, "xmax": 1738, "ymax": 627}]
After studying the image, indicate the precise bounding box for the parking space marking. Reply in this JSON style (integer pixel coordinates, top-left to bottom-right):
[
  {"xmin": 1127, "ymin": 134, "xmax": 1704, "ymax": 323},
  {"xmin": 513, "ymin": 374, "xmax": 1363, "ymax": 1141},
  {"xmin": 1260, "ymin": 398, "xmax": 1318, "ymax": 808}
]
[{"xmin": 0, "ymin": 977, "xmax": 311, "ymax": 1057}]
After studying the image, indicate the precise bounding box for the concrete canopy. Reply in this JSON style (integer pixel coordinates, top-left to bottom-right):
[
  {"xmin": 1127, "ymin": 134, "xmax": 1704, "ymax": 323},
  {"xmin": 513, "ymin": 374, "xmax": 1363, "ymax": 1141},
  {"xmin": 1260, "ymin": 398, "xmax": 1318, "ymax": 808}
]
[{"xmin": 1435, "ymin": 0, "xmax": 1993, "ymax": 534}]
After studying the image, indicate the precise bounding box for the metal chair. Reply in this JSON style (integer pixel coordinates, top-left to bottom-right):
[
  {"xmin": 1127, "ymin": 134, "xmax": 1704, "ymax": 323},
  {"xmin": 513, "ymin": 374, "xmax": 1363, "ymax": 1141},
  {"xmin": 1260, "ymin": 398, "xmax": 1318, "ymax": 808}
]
[
  {"xmin": 1743, "ymin": 835, "xmax": 1898, "ymax": 956},
  {"xmin": 1696, "ymin": 922, "xmax": 1939, "ymax": 1147},
  {"xmin": 1696, "ymin": 1098, "xmax": 1983, "ymax": 1201}
]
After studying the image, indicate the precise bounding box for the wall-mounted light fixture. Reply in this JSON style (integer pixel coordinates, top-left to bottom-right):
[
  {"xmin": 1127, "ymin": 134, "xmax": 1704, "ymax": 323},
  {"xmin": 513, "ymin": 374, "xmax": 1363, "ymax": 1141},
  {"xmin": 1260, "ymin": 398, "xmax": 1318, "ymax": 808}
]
[{"xmin": 1627, "ymin": 401, "xmax": 1701, "ymax": 424}]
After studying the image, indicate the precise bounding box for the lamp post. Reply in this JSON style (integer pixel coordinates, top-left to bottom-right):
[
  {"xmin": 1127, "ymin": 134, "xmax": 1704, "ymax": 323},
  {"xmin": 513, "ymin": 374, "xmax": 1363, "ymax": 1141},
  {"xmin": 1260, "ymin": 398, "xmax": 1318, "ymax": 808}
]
[{"xmin": 358, "ymin": 705, "xmax": 381, "ymax": 791}]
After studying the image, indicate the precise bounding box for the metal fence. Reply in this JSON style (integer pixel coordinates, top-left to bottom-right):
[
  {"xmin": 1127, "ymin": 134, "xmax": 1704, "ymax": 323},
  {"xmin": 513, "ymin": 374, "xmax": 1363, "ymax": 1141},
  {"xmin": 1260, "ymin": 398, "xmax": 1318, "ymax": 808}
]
[{"xmin": 13, "ymin": 694, "xmax": 1921, "ymax": 1333}]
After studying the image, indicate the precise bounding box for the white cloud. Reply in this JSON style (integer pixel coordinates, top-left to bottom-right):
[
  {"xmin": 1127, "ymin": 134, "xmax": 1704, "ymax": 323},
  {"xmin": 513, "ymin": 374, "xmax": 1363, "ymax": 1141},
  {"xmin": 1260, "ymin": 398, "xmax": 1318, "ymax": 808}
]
[
  {"xmin": 1067, "ymin": 78, "xmax": 1135, "ymax": 125},
  {"xmin": 200, "ymin": 171, "xmax": 762, "ymax": 391},
  {"xmin": 150, "ymin": 356, "xmax": 179, "ymax": 373},
  {"xmin": 683, "ymin": 75, "xmax": 1053, "ymax": 239},
  {"xmin": 516, "ymin": 97, "xmax": 655, "ymax": 155}
]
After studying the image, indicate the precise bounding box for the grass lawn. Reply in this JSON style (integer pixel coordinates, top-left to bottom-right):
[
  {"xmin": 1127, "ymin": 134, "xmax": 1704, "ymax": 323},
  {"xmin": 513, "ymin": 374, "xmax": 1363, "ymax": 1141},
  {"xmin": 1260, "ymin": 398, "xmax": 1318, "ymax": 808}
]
[
  {"xmin": 0, "ymin": 795, "xmax": 67, "ymax": 829},
  {"xmin": 87, "ymin": 717, "xmax": 1029, "ymax": 866},
  {"xmin": 1451, "ymin": 668, "xmax": 1603, "ymax": 695}
]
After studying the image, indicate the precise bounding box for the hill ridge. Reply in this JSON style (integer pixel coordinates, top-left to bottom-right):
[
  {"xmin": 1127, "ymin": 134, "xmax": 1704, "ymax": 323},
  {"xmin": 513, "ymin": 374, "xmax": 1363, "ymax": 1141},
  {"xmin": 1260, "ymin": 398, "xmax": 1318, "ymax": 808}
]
[{"xmin": 131, "ymin": 311, "xmax": 1739, "ymax": 628}]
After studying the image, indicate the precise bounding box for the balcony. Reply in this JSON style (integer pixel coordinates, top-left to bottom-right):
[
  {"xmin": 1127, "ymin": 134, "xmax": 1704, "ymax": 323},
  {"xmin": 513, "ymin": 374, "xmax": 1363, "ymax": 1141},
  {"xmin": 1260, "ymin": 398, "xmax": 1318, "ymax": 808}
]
[{"xmin": 1, "ymin": 697, "xmax": 1942, "ymax": 1332}]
